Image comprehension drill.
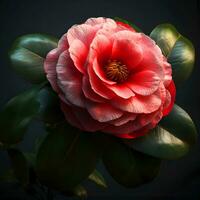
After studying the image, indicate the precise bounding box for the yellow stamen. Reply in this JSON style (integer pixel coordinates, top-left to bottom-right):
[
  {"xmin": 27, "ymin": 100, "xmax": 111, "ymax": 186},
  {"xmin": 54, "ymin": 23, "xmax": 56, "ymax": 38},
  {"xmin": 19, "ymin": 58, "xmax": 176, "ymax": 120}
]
[{"xmin": 104, "ymin": 59, "xmax": 129, "ymax": 83}]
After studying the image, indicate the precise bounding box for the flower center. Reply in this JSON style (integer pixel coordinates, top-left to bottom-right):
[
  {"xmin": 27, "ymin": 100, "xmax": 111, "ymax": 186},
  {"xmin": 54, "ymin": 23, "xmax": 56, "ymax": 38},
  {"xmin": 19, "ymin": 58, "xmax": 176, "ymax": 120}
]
[{"xmin": 104, "ymin": 59, "xmax": 129, "ymax": 83}]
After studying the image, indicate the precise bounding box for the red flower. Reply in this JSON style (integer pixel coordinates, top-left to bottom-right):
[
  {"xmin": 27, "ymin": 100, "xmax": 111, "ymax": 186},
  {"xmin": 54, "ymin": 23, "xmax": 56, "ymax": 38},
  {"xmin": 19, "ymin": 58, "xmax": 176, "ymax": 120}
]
[{"xmin": 44, "ymin": 17, "xmax": 176, "ymax": 139}]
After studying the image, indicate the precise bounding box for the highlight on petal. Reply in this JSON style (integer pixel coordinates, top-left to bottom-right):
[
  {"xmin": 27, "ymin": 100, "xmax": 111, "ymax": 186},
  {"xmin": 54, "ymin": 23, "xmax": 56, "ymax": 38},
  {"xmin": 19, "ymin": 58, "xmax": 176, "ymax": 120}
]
[
  {"xmin": 86, "ymin": 102, "xmax": 123, "ymax": 122},
  {"xmin": 67, "ymin": 24, "xmax": 97, "ymax": 46},
  {"xmin": 85, "ymin": 17, "xmax": 115, "ymax": 26},
  {"xmin": 56, "ymin": 50, "xmax": 85, "ymax": 107},
  {"xmin": 127, "ymin": 70, "xmax": 161, "ymax": 96}
]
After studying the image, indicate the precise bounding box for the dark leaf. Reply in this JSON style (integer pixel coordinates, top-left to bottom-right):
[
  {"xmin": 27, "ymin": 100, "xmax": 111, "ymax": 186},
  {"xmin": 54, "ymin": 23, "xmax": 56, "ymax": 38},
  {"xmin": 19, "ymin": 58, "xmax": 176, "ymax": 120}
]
[
  {"xmin": 0, "ymin": 87, "xmax": 41, "ymax": 145},
  {"xmin": 7, "ymin": 149, "xmax": 29, "ymax": 186},
  {"xmin": 36, "ymin": 123, "xmax": 106, "ymax": 190},
  {"xmin": 103, "ymin": 138, "xmax": 161, "ymax": 188},
  {"xmin": 36, "ymin": 87, "xmax": 64, "ymax": 124},
  {"xmin": 9, "ymin": 34, "xmax": 58, "ymax": 83}
]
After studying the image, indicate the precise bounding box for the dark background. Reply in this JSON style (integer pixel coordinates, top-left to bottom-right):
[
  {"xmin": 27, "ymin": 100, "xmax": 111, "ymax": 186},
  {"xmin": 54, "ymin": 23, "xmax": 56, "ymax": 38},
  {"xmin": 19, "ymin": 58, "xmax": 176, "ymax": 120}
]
[{"xmin": 0, "ymin": 0, "xmax": 200, "ymax": 199}]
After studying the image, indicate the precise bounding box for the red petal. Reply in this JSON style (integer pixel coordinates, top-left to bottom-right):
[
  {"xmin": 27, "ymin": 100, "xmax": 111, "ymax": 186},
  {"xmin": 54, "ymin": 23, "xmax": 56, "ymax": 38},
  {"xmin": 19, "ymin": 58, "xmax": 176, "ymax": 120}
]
[
  {"xmin": 116, "ymin": 21, "xmax": 136, "ymax": 32},
  {"xmin": 82, "ymin": 77, "xmax": 105, "ymax": 103},
  {"xmin": 111, "ymin": 36, "xmax": 143, "ymax": 69},
  {"xmin": 162, "ymin": 80, "xmax": 176, "ymax": 116},
  {"xmin": 69, "ymin": 39, "xmax": 88, "ymax": 74},
  {"xmin": 127, "ymin": 70, "xmax": 161, "ymax": 96}
]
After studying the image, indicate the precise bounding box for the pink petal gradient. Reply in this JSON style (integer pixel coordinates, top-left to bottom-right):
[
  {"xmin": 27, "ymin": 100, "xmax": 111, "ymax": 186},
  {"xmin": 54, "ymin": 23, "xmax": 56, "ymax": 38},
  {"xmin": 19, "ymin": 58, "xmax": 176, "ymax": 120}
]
[
  {"xmin": 56, "ymin": 50, "xmax": 85, "ymax": 107},
  {"xmin": 86, "ymin": 102, "xmax": 123, "ymax": 122},
  {"xmin": 44, "ymin": 17, "xmax": 176, "ymax": 139},
  {"xmin": 111, "ymin": 93, "xmax": 162, "ymax": 114}
]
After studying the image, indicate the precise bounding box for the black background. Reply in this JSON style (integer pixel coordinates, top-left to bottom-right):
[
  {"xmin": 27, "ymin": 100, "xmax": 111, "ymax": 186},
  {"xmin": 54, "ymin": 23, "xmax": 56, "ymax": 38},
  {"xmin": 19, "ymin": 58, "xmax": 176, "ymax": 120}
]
[{"xmin": 0, "ymin": 0, "xmax": 200, "ymax": 199}]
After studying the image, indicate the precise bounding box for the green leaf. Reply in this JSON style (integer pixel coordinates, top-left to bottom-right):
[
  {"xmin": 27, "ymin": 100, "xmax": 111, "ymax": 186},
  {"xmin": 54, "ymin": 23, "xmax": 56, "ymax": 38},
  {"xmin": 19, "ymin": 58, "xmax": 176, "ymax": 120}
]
[
  {"xmin": 0, "ymin": 169, "xmax": 17, "ymax": 183},
  {"xmin": 88, "ymin": 169, "xmax": 107, "ymax": 188},
  {"xmin": 150, "ymin": 24, "xmax": 195, "ymax": 86},
  {"xmin": 125, "ymin": 105, "xmax": 197, "ymax": 159},
  {"xmin": 9, "ymin": 34, "xmax": 58, "ymax": 83},
  {"xmin": 63, "ymin": 185, "xmax": 87, "ymax": 198},
  {"xmin": 0, "ymin": 87, "xmax": 41, "ymax": 145},
  {"xmin": 36, "ymin": 123, "xmax": 106, "ymax": 190},
  {"xmin": 36, "ymin": 87, "xmax": 64, "ymax": 124},
  {"xmin": 114, "ymin": 17, "xmax": 142, "ymax": 32},
  {"xmin": 7, "ymin": 148, "xmax": 29, "ymax": 186},
  {"xmin": 72, "ymin": 185, "xmax": 87, "ymax": 198},
  {"xmin": 103, "ymin": 138, "xmax": 161, "ymax": 188},
  {"xmin": 160, "ymin": 104, "xmax": 197, "ymax": 145}
]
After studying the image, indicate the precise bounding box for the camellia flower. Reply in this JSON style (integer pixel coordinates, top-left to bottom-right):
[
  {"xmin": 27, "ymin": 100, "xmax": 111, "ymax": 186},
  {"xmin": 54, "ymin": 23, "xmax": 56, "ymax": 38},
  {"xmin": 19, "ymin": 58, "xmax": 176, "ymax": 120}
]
[{"xmin": 44, "ymin": 17, "xmax": 176, "ymax": 139}]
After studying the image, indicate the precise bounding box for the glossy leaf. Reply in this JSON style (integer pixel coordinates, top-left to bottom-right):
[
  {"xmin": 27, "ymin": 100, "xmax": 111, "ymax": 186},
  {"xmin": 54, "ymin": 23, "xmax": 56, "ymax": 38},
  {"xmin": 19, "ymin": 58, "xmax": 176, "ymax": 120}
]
[
  {"xmin": 103, "ymin": 138, "xmax": 161, "ymax": 188},
  {"xmin": 114, "ymin": 17, "xmax": 142, "ymax": 32},
  {"xmin": 0, "ymin": 87, "xmax": 41, "ymax": 145},
  {"xmin": 88, "ymin": 169, "xmax": 107, "ymax": 188},
  {"xmin": 150, "ymin": 24, "xmax": 195, "ymax": 86},
  {"xmin": 36, "ymin": 123, "xmax": 106, "ymax": 190},
  {"xmin": 160, "ymin": 104, "xmax": 197, "ymax": 145},
  {"xmin": 125, "ymin": 105, "xmax": 197, "ymax": 159},
  {"xmin": 7, "ymin": 148, "xmax": 29, "ymax": 186},
  {"xmin": 9, "ymin": 34, "xmax": 58, "ymax": 83},
  {"xmin": 36, "ymin": 87, "xmax": 64, "ymax": 124}
]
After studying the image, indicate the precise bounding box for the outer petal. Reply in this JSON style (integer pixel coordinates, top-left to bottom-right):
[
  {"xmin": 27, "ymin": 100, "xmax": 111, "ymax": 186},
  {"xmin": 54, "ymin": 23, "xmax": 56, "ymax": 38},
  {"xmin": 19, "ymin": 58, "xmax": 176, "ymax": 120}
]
[
  {"xmin": 127, "ymin": 70, "xmax": 161, "ymax": 96},
  {"xmin": 162, "ymin": 80, "xmax": 176, "ymax": 116},
  {"xmin": 114, "ymin": 125, "xmax": 150, "ymax": 139},
  {"xmin": 163, "ymin": 56, "xmax": 172, "ymax": 87},
  {"xmin": 111, "ymin": 93, "xmax": 162, "ymax": 114},
  {"xmin": 135, "ymin": 33, "xmax": 164, "ymax": 78},
  {"xmin": 67, "ymin": 24, "xmax": 97, "ymax": 46},
  {"xmin": 44, "ymin": 48, "xmax": 60, "ymax": 93},
  {"xmin": 72, "ymin": 106, "xmax": 107, "ymax": 132},
  {"xmin": 60, "ymin": 101, "xmax": 83, "ymax": 130},
  {"xmin": 85, "ymin": 17, "xmax": 115, "ymax": 26},
  {"xmin": 86, "ymin": 102, "xmax": 123, "ymax": 122},
  {"xmin": 56, "ymin": 50, "xmax": 85, "ymax": 107},
  {"xmin": 116, "ymin": 21, "xmax": 136, "ymax": 32},
  {"xmin": 109, "ymin": 113, "xmax": 136, "ymax": 126}
]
